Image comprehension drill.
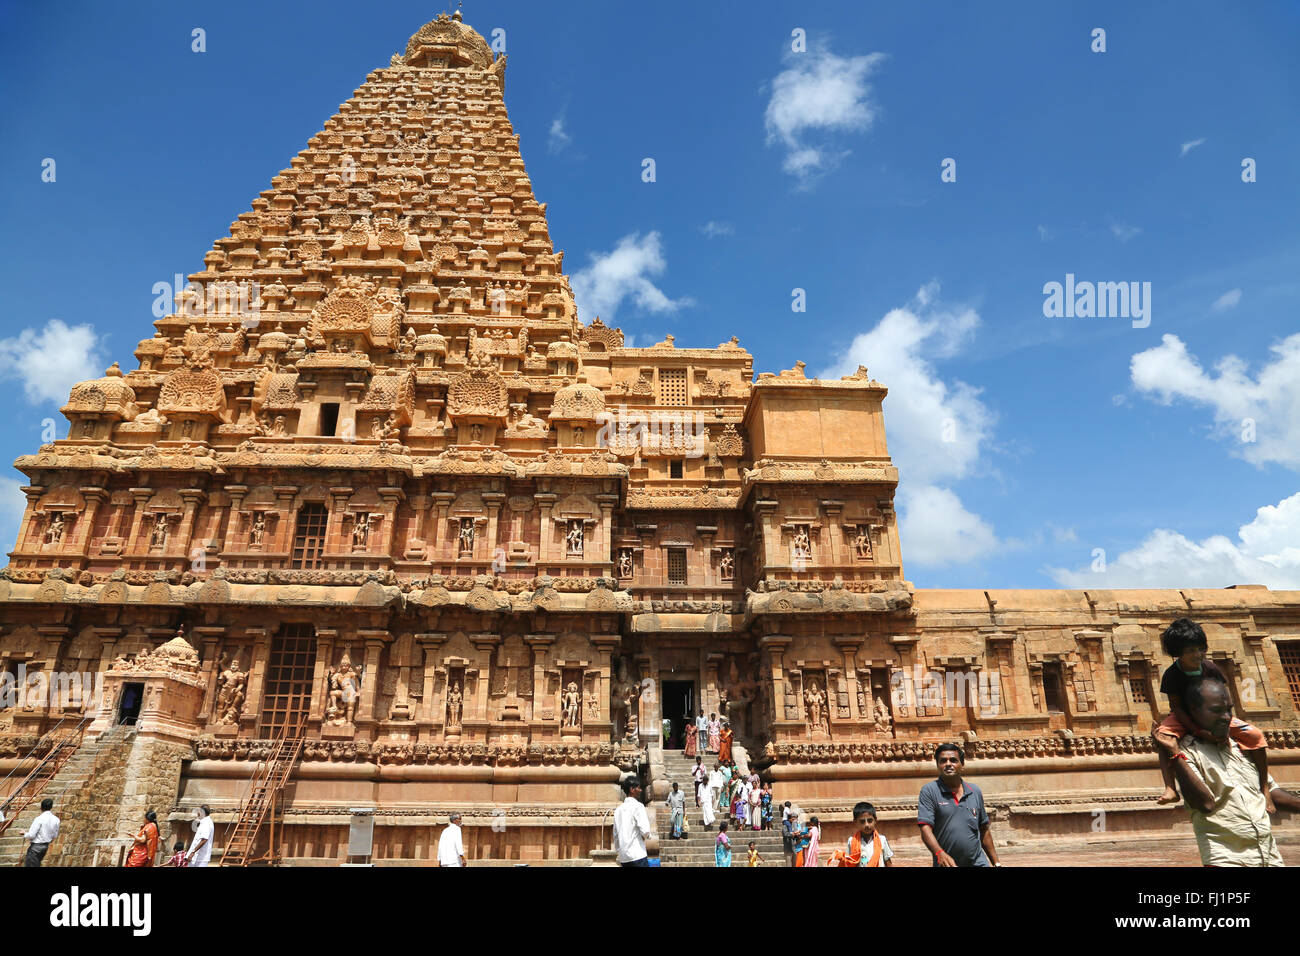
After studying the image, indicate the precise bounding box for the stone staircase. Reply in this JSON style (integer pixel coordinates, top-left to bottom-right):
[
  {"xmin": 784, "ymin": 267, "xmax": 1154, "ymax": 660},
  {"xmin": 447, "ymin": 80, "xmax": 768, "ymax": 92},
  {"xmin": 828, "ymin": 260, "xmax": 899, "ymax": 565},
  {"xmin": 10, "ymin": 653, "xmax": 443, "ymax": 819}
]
[
  {"xmin": 0, "ymin": 724, "xmax": 135, "ymax": 866},
  {"xmin": 656, "ymin": 749, "xmax": 786, "ymax": 867}
]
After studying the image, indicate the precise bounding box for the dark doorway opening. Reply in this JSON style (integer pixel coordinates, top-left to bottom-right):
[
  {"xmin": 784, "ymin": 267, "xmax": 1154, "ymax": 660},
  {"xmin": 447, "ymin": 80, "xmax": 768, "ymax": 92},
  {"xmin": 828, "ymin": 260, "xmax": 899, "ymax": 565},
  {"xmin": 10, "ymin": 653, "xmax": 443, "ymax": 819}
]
[
  {"xmin": 662, "ymin": 680, "xmax": 694, "ymax": 750},
  {"xmin": 118, "ymin": 682, "xmax": 144, "ymax": 724},
  {"xmin": 320, "ymin": 403, "xmax": 340, "ymax": 437}
]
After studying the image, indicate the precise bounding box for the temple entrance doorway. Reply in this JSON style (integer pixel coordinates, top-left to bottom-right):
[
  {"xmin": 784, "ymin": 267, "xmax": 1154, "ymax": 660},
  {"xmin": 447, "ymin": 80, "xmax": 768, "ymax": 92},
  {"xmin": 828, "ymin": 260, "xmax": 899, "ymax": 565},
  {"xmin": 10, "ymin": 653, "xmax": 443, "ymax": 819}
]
[
  {"xmin": 661, "ymin": 680, "xmax": 694, "ymax": 750},
  {"xmin": 117, "ymin": 682, "xmax": 143, "ymax": 725}
]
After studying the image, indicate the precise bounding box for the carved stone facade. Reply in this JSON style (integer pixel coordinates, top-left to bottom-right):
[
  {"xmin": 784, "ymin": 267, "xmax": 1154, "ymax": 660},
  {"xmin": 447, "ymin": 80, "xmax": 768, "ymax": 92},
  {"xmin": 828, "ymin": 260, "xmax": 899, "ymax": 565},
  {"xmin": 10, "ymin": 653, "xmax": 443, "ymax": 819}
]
[{"xmin": 1, "ymin": 12, "xmax": 1298, "ymax": 864}]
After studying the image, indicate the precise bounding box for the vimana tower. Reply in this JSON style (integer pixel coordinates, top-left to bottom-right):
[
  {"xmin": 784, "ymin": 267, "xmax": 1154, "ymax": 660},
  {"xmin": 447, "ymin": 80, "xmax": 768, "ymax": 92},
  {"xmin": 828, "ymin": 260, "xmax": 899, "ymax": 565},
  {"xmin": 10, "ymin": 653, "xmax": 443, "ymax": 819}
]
[{"xmin": 0, "ymin": 13, "xmax": 1296, "ymax": 865}]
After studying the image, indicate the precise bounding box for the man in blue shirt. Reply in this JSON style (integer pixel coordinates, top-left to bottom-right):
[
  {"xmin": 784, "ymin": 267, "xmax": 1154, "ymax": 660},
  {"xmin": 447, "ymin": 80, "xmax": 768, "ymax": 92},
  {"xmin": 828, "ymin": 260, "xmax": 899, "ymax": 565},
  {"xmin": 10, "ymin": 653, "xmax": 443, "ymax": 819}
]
[{"xmin": 917, "ymin": 742, "xmax": 1002, "ymax": 867}]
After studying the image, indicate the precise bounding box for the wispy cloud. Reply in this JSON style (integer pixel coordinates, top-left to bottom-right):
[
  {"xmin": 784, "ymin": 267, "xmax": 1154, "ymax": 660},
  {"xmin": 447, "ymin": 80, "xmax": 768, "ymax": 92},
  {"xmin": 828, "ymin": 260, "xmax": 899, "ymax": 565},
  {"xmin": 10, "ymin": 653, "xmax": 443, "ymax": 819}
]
[
  {"xmin": 701, "ymin": 221, "xmax": 734, "ymax": 238},
  {"xmin": 548, "ymin": 113, "xmax": 572, "ymax": 154},
  {"xmin": 1180, "ymin": 137, "xmax": 1207, "ymax": 157},
  {"xmin": 1037, "ymin": 225, "xmax": 1053, "ymax": 241},
  {"xmin": 0, "ymin": 319, "xmax": 104, "ymax": 405},
  {"xmin": 1211, "ymin": 288, "xmax": 1242, "ymax": 312},
  {"xmin": 1109, "ymin": 222, "xmax": 1142, "ymax": 242},
  {"xmin": 764, "ymin": 43, "xmax": 886, "ymax": 187},
  {"xmin": 570, "ymin": 231, "xmax": 692, "ymax": 322}
]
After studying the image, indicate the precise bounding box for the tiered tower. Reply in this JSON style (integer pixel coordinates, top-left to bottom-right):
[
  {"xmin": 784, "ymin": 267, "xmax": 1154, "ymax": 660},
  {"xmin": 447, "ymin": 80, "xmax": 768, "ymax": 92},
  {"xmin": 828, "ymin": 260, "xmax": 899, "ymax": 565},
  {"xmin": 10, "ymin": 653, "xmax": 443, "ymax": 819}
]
[{"xmin": 1, "ymin": 13, "xmax": 1297, "ymax": 864}]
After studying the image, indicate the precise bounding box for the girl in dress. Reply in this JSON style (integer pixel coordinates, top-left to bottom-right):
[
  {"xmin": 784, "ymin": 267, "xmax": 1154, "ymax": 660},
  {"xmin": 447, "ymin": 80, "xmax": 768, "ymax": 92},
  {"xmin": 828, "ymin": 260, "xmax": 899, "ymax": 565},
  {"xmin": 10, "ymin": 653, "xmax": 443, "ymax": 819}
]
[{"xmin": 803, "ymin": 815, "xmax": 822, "ymax": 867}]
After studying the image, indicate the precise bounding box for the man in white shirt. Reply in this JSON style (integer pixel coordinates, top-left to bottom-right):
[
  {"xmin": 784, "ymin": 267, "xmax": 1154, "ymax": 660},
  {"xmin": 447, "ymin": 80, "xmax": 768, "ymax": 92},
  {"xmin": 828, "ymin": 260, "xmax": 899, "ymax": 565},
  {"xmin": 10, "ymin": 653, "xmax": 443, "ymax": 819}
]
[
  {"xmin": 612, "ymin": 776, "xmax": 651, "ymax": 866},
  {"xmin": 437, "ymin": 812, "xmax": 466, "ymax": 867},
  {"xmin": 23, "ymin": 798, "xmax": 60, "ymax": 867},
  {"xmin": 187, "ymin": 805, "xmax": 215, "ymax": 867}
]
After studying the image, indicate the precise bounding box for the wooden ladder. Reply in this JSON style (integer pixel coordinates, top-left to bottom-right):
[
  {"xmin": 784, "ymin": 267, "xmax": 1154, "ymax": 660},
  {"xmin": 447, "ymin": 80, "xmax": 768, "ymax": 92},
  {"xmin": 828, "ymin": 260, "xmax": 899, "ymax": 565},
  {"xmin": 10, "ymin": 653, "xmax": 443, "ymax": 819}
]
[
  {"xmin": 0, "ymin": 715, "xmax": 93, "ymax": 837},
  {"xmin": 218, "ymin": 724, "xmax": 305, "ymax": 866}
]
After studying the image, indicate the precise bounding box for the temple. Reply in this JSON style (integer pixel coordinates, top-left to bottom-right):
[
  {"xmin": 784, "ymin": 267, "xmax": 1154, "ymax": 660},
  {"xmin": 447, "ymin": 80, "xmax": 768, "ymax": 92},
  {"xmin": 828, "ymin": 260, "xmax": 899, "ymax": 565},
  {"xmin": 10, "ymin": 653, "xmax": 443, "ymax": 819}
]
[{"xmin": 0, "ymin": 12, "xmax": 1297, "ymax": 865}]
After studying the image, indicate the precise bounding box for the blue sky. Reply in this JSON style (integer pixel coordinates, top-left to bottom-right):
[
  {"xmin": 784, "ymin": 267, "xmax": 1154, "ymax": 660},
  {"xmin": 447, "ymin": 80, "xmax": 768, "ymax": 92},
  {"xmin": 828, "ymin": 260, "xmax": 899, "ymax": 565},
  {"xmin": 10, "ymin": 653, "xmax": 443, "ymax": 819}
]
[{"xmin": 1, "ymin": 0, "xmax": 1298, "ymax": 589}]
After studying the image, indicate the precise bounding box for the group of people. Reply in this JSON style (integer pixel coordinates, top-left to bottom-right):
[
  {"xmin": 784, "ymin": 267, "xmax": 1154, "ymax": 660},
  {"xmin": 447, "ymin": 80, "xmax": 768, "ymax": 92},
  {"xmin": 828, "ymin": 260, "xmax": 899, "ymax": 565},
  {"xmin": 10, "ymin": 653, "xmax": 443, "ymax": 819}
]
[
  {"xmin": 643, "ymin": 618, "xmax": 1300, "ymax": 868},
  {"xmin": 682, "ymin": 710, "xmax": 733, "ymax": 763},
  {"xmin": 16, "ymin": 800, "xmax": 214, "ymax": 867}
]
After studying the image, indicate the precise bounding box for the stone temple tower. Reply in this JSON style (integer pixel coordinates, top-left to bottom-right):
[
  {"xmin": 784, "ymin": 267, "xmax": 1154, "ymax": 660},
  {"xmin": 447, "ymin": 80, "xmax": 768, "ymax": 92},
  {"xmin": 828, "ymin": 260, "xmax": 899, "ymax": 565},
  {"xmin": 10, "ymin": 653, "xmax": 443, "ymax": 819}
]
[{"xmin": 1, "ymin": 12, "xmax": 1296, "ymax": 865}]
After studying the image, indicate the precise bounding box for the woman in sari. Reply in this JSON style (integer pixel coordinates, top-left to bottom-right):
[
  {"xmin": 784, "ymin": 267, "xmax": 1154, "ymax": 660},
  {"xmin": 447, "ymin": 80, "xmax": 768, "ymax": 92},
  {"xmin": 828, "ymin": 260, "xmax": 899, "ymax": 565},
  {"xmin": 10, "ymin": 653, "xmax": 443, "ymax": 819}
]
[
  {"xmin": 707, "ymin": 713, "xmax": 721, "ymax": 753},
  {"xmin": 803, "ymin": 815, "xmax": 822, "ymax": 867},
  {"xmin": 717, "ymin": 723, "xmax": 733, "ymax": 763},
  {"xmin": 760, "ymin": 784, "xmax": 773, "ymax": 830},
  {"xmin": 749, "ymin": 781, "xmax": 763, "ymax": 830},
  {"xmin": 684, "ymin": 720, "xmax": 698, "ymax": 757},
  {"xmin": 714, "ymin": 821, "xmax": 732, "ymax": 867},
  {"xmin": 124, "ymin": 810, "xmax": 159, "ymax": 867}
]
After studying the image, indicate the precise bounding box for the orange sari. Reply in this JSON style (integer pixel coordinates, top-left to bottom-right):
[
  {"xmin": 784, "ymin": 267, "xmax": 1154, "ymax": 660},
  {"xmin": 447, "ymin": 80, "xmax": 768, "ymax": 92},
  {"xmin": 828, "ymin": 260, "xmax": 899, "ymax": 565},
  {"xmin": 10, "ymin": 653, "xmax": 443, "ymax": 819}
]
[
  {"xmin": 125, "ymin": 821, "xmax": 159, "ymax": 867},
  {"xmin": 718, "ymin": 727, "xmax": 733, "ymax": 763}
]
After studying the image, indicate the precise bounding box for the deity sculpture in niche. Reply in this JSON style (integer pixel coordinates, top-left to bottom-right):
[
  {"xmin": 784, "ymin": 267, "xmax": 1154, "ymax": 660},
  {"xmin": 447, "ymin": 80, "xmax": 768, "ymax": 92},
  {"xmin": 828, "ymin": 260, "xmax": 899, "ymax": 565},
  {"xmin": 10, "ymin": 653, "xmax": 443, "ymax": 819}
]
[
  {"xmin": 446, "ymin": 679, "xmax": 464, "ymax": 729},
  {"xmin": 248, "ymin": 512, "xmax": 266, "ymax": 547},
  {"xmin": 873, "ymin": 694, "xmax": 894, "ymax": 736},
  {"xmin": 791, "ymin": 525, "xmax": 811, "ymax": 560},
  {"xmin": 566, "ymin": 519, "xmax": 584, "ymax": 556},
  {"xmin": 325, "ymin": 654, "xmax": 362, "ymax": 726},
  {"xmin": 352, "ymin": 513, "xmax": 371, "ymax": 549},
  {"xmin": 853, "ymin": 526, "xmax": 873, "ymax": 559},
  {"xmin": 561, "ymin": 681, "xmax": 581, "ymax": 729},
  {"xmin": 149, "ymin": 514, "xmax": 168, "ymax": 548},
  {"xmin": 804, "ymin": 679, "xmax": 827, "ymax": 733},
  {"xmin": 44, "ymin": 513, "xmax": 65, "ymax": 546},
  {"xmin": 458, "ymin": 518, "xmax": 475, "ymax": 555},
  {"xmin": 617, "ymin": 548, "xmax": 633, "ymax": 578},
  {"xmin": 214, "ymin": 654, "xmax": 248, "ymax": 725},
  {"xmin": 719, "ymin": 548, "xmax": 734, "ymax": 580}
]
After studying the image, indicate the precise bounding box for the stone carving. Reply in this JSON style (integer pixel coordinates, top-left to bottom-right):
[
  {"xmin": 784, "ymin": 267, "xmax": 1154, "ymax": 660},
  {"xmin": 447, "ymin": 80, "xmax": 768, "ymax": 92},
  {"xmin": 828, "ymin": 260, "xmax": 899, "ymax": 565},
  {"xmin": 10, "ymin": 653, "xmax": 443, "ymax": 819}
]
[
  {"xmin": 248, "ymin": 512, "xmax": 266, "ymax": 547},
  {"xmin": 149, "ymin": 514, "xmax": 168, "ymax": 548},
  {"xmin": 873, "ymin": 695, "xmax": 893, "ymax": 736},
  {"xmin": 804, "ymin": 680, "xmax": 827, "ymax": 733},
  {"xmin": 617, "ymin": 548, "xmax": 633, "ymax": 578},
  {"xmin": 44, "ymin": 513, "xmax": 65, "ymax": 547},
  {"xmin": 719, "ymin": 548, "xmax": 734, "ymax": 580},
  {"xmin": 325, "ymin": 654, "xmax": 362, "ymax": 726},
  {"xmin": 561, "ymin": 681, "xmax": 581, "ymax": 729},
  {"xmin": 352, "ymin": 513, "xmax": 371, "ymax": 549},
  {"xmin": 853, "ymin": 526, "xmax": 873, "ymax": 559},
  {"xmin": 566, "ymin": 519, "xmax": 584, "ymax": 555},
  {"xmin": 446, "ymin": 681, "xmax": 463, "ymax": 728},
  {"xmin": 371, "ymin": 413, "xmax": 399, "ymax": 440},
  {"xmin": 214, "ymin": 654, "xmax": 248, "ymax": 725},
  {"xmin": 457, "ymin": 517, "xmax": 475, "ymax": 555}
]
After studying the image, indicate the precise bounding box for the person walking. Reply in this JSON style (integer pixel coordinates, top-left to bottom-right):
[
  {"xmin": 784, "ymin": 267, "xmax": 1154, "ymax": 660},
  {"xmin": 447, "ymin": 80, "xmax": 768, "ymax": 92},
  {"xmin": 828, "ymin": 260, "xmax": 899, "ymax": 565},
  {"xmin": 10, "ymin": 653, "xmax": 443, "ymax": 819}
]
[
  {"xmin": 803, "ymin": 815, "xmax": 822, "ymax": 866},
  {"xmin": 667, "ymin": 782, "xmax": 686, "ymax": 840},
  {"xmin": 714, "ymin": 821, "xmax": 732, "ymax": 867},
  {"xmin": 437, "ymin": 812, "xmax": 466, "ymax": 867},
  {"xmin": 186, "ymin": 805, "xmax": 214, "ymax": 867},
  {"xmin": 125, "ymin": 809, "xmax": 160, "ymax": 867},
  {"xmin": 1156, "ymin": 678, "xmax": 1300, "ymax": 866},
  {"xmin": 22, "ymin": 798, "xmax": 60, "ymax": 867},
  {"xmin": 613, "ymin": 776, "xmax": 652, "ymax": 867}
]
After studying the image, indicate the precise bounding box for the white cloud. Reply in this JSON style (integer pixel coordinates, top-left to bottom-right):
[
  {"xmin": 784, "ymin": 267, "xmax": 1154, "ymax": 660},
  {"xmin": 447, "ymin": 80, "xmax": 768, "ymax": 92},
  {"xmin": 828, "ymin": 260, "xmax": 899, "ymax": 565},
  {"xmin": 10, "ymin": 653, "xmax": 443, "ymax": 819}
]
[
  {"xmin": 701, "ymin": 221, "xmax": 734, "ymax": 238},
  {"xmin": 1037, "ymin": 225, "xmax": 1053, "ymax": 241},
  {"xmin": 548, "ymin": 114, "xmax": 571, "ymax": 154},
  {"xmin": 1130, "ymin": 332, "xmax": 1300, "ymax": 469},
  {"xmin": 764, "ymin": 46, "xmax": 886, "ymax": 185},
  {"xmin": 0, "ymin": 319, "xmax": 103, "ymax": 405},
  {"xmin": 0, "ymin": 477, "xmax": 26, "ymax": 552},
  {"xmin": 897, "ymin": 485, "xmax": 998, "ymax": 567},
  {"xmin": 1211, "ymin": 288, "xmax": 1242, "ymax": 312},
  {"xmin": 1109, "ymin": 222, "xmax": 1142, "ymax": 242},
  {"xmin": 1180, "ymin": 137, "xmax": 1207, "ymax": 157},
  {"xmin": 1047, "ymin": 492, "xmax": 1300, "ymax": 589},
  {"xmin": 821, "ymin": 285, "xmax": 1001, "ymax": 566},
  {"xmin": 570, "ymin": 231, "xmax": 691, "ymax": 322}
]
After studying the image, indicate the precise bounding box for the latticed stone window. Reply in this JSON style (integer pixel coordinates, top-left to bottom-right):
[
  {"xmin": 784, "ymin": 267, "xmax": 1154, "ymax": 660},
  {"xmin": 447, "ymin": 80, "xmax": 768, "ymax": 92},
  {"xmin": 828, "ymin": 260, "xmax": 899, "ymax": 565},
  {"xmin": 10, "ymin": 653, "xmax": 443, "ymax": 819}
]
[
  {"xmin": 1128, "ymin": 660, "xmax": 1151, "ymax": 704},
  {"xmin": 290, "ymin": 504, "xmax": 328, "ymax": 569},
  {"xmin": 666, "ymin": 547, "xmax": 687, "ymax": 584},
  {"xmin": 1278, "ymin": 642, "xmax": 1300, "ymax": 709},
  {"xmin": 659, "ymin": 368, "xmax": 687, "ymax": 406}
]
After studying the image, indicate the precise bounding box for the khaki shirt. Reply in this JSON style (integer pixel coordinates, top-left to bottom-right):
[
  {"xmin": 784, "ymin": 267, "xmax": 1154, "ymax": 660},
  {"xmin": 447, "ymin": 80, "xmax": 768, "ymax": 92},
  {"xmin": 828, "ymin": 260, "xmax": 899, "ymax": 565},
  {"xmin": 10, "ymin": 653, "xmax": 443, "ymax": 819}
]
[{"xmin": 1179, "ymin": 735, "xmax": 1282, "ymax": 867}]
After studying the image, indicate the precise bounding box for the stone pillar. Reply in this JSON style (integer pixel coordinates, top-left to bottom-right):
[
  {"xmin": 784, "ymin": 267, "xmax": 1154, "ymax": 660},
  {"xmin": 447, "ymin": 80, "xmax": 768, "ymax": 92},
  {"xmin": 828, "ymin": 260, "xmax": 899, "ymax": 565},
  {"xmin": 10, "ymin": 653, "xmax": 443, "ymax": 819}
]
[
  {"xmin": 821, "ymin": 500, "xmax": 844, "ymax": 567},
  {"xmin": 431, "ymin": 491, "xmax": 455, "ymax": 557},
  {"xmin": 75, "ymin": 487, "xmax": 108, "ymax": 557},
  {"xmin": 310, "ymin": 628, "xmax": 338, "ymax": 725},
  {"xmin": 356, "ymin": 630, "xmax": 388, "ymax": 731},
  {"xmin": 482, "ymin": 491, "xmax": 504, "ymax": 565},
  {"xmin": 126, "ymin": 487, "xmax": 153, "ymax": 555},
  {"xmin": 416, "ymin": 633, "xmax": 445, "ymax": 732},
  {"xmin": 596, "ymin": 494, "xmax": 619, "ymax": 571},
  {"xmin": 378, "ymin": 487, "xmax": 404, "ymax": 558},
  {"xmin": 240, "ymin": 626, "xmax": 271, "ymax": 735},
  {"xmin": 176, "ymin": 488, "xmax": 206, "ymax": 561},
  {"xmin": 535, "ymin": 493, "xmax": 557, "ymax": 563},
  {"xmin": 325, "ymin": 487, "xmax": 352, "ymax": 556},
  {"xmin": 273, "ymin": 486, "xmax": 298, "ymax": 552}
]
